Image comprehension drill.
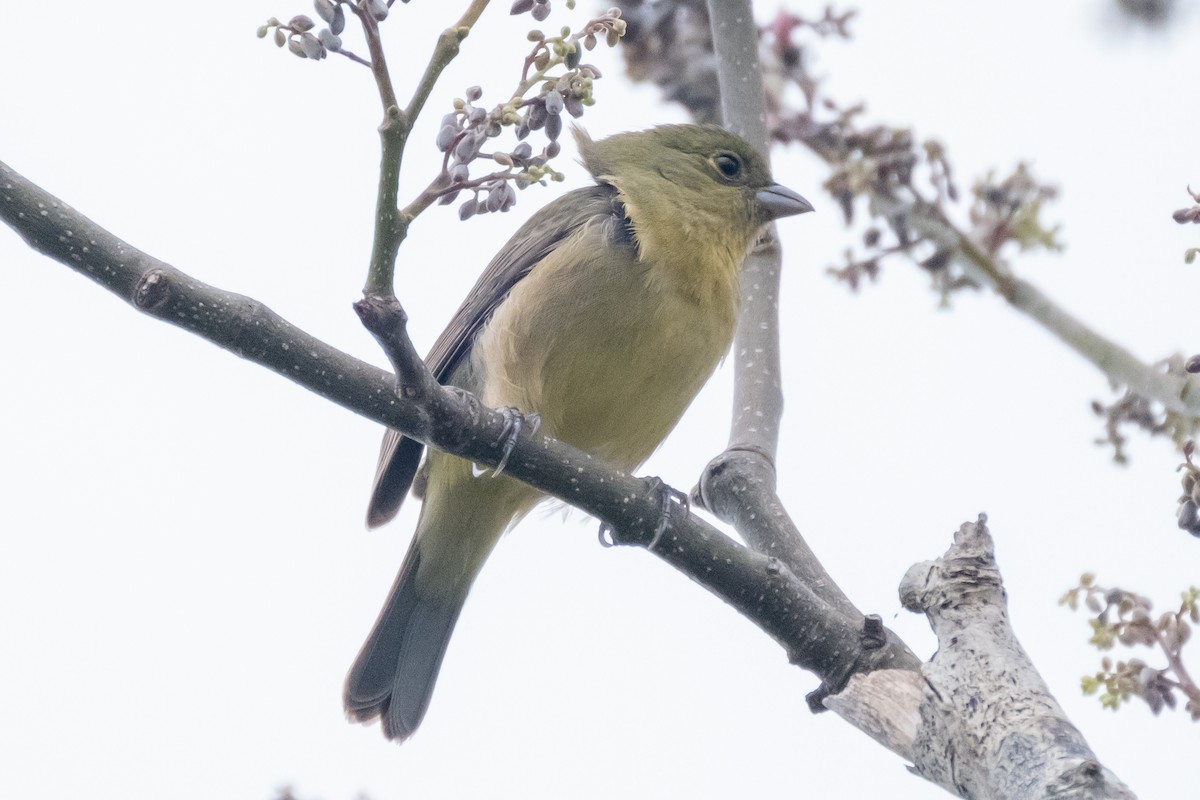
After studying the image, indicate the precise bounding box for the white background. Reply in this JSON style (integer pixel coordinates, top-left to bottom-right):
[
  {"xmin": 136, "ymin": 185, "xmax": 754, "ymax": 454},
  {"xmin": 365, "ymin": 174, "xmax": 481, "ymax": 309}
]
[{"xmin": 3, "ymin": 1, "xmax": 1198, "ymax": 797}]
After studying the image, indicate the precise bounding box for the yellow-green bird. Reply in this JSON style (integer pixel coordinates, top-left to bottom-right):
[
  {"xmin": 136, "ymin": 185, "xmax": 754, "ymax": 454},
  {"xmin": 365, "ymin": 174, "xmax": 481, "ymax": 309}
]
[{"xmin": 344, "ymin": 124, "xmax": 812, "ymax": 741}]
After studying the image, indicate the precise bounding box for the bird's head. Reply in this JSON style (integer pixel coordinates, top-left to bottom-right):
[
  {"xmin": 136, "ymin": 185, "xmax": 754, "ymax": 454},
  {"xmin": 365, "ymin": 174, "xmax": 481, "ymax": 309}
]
[{"xmin": 573, "ymin": 124, "xmax": 812, "ymax": 266}]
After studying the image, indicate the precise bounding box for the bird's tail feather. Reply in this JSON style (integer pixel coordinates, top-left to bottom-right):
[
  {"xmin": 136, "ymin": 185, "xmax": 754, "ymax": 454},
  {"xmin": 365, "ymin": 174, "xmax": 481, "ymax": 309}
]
[
  {"xmin": 343, "ymin": 540, "xmax": 470, "ymax": 741},
  {"xmin": 345, "ymin": 454, "xmax": 537, "ymax": 741}
]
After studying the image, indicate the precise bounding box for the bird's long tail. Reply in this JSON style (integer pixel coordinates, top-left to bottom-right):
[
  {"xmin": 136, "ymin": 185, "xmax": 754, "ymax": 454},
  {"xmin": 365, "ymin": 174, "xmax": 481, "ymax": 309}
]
[{"xmin": 344, "ymin": 453, "xmax": 535, "ymax": 741}]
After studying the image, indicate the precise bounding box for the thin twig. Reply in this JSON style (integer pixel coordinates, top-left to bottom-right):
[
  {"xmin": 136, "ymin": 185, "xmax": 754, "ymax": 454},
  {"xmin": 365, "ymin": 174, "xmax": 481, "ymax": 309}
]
[
  {"xmin": 1157, "ymin": 629, "xmax": 1200, "ymax": 709},
  {"xmin": 360, "ymin": 0, "xmax": 491, "ymax": 298},
  {"xmin": 404, "ymin": 2, "xmax": 488, "ymax": 124}
]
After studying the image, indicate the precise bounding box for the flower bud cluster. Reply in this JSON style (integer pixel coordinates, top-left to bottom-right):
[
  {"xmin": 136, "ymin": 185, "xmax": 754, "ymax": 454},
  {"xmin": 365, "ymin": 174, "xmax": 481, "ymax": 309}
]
[
  {"xmin": 427, "ymin": 8, "xmax": 625, "ymax": 220},
  {"xmin": 1172, "ymin": 186, "xmax": 1200, "ymax": 264},
  {"xmin": 258, "ymin": 0, "xmax": 379, "ymax": 61},
  {"xmin": 434, "ymin": 87, "xmax": 561, "ymax": 220},
  {"xmin": 258, "ymin": 0, "xmax": 625, "ymax": 223},
  {"xmin": 511, "ymin": 0, "xmax": 556, "ymax": 23},
  {"xmin": 1064, "ymin": 575, "xmax": 1200, "ymax": 718},
  {"xmin": 1177, "ymin": 440, "xmax": 1200, "ymax": 537}
]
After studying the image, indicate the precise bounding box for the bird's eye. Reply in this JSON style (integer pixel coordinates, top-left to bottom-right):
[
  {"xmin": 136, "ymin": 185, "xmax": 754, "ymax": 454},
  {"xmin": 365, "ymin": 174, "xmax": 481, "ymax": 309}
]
[{"xmin": 713, "ymin": 153, "xmax": 742, "ymax": 179}]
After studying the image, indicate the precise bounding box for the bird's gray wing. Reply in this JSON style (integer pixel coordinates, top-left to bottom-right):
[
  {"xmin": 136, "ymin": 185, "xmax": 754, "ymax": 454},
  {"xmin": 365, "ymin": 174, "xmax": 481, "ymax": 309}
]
[{"xmin": 365, "ymin": 184, "xmax": 627, "ymax": 527}]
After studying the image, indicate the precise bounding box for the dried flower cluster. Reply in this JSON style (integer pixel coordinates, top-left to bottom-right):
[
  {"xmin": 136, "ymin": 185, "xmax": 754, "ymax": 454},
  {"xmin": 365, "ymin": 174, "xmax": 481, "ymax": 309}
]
[
  {"xmin": 1062, "ymin": 575, "xmax": 1200, "ymax": 719},
  {"xmin": 1088, "ymin": 355, "xmax": 1198, "ymax": 465},
  {"xmin": 1081, "ymin": 190, "xmax": 1200, "ymax": 478},
  {"xmin": 968, "ymin": 165, "xmax": 1062, "ymax": 257}
]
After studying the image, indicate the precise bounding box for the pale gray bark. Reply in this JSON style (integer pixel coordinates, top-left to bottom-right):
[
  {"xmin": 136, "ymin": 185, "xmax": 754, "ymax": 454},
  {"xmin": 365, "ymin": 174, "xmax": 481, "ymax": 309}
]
[{"xmin": 897, "ymin": 518, "xmax": 1135, "ymax": 798}]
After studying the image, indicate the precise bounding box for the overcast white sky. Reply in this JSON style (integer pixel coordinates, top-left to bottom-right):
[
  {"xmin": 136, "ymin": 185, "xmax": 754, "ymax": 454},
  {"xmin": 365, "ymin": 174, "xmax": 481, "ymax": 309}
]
[{"xmin": 3, "ymin": 1, "xmax": 1199, "ymax": 798}]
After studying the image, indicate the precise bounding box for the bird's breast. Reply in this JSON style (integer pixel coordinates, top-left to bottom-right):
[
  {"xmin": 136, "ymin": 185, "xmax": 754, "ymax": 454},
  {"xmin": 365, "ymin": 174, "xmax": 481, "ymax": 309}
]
[{"xmin": 473, "ymin": 227, "xmax": 738, "ymax": 470}]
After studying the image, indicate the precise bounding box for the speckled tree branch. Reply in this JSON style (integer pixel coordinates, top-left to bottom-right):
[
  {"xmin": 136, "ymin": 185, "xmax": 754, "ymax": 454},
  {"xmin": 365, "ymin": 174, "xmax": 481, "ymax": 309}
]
[{"xmin": 707, "ymin": 0, "xmax": 786, "ymax": 461}]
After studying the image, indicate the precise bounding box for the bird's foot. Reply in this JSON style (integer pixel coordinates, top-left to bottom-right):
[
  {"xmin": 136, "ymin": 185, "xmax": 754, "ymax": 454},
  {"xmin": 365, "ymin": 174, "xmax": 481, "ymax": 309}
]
[
  {"xmin": 492, "ymin": 407, "xmax": 541, "ymax": 478},
  {"xmin": 595, "ymin": 479, "xmax": 687, "ymax": 549},
  {"xmin": 646, "ymin": 476, "xmax": 688, "ymax": 551}
]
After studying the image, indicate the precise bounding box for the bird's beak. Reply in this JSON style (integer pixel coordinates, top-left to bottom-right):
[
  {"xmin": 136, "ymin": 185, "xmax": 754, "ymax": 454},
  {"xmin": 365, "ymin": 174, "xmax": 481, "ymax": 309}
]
[{"xmin": 756, "ymin": 182, "xmax": 814, "ymax": 219}]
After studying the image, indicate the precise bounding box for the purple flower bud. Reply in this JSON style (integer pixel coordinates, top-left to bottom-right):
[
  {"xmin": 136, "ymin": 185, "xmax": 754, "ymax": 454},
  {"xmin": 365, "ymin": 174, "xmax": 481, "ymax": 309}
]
[
  {"xmin": 331, "ymin": 5, "xmax": 345, "ymax": 34},
  {"xmin": 510, "ymin": 0, "xmax": 535, "ymax": 14},
  {"xmin": 1180, "ymin": 499, "xmax": 1199, "ymax": 531},
  {"xmin": 527, "ymin": 103, "xmax": 548, "ymax": 131},
  {"xmin": 301, "ymin": 31, "xmax": 325, "ymax": 59},
  {"xmin": 500, "ymin": 183, "xmax": 518, "ymax": 211},
  {"xmin": 318, "ymin": 28, "xmax": 342, "ymax": 52},
  {"xmin": 543, "ymin": 91, "xmax": 564, "ymax": 116},
  {"xmin": 466, "ymin": 85, "xmax": 483, "ymax": 102},
  {"xmin": 290, "ymin": 14, "xmax": 315, "ymax": 31},
  {"xmin": 459, "ymin": 197, "xmax": 478, "ymax": 220},
  {"xmin": 436, "ymin": 124, "xmax": 457, "ymax": 152},
  {"xmin": 314, "ymin": 0, "xmax": 336, "ymax": 24},
  {"xmin": 545, "ymin": 113, "xmax": 562, "ymax": 141},
  {"xmin": 454, "ymin": 131, "xmax": 480, "ymax": 162}
]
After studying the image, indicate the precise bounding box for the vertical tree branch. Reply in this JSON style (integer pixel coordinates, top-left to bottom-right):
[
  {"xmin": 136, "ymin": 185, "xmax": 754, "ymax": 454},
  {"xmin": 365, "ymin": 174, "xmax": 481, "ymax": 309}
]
[
  {"xmin": 355, "ymin": 1, "xmax": 491, "ymax": 397},
  {"xmin": 358, "ymin": 5, "xmax": 405, "ymax": 298},
  {"xmin": 697, "ymin": 0, "xmax": 917, "ymax": 720},
  {"xmin": 707, "ymin": 0, "xmax": 786, "ymax": 460},
  {"xmin": 700, "ymin": 0, "xmax": 854, "ymax": 611}
]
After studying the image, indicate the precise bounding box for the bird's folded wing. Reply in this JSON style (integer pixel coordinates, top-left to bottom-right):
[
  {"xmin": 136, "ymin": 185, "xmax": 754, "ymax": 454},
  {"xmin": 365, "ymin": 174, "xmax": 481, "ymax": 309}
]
[{"xmin": 365, "ymin": 184, "xmax": 627, "ymax": 527}]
